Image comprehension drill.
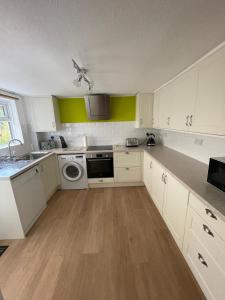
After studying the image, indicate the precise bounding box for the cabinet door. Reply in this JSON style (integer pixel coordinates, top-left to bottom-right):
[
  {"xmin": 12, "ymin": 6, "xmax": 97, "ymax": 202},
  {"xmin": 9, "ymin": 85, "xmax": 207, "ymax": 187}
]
[
  {"xmin": 135, "ymin": 93, "xmax": 153, "ymax": 128},
  {"xmin": 151, "ymin": 160, "xmax": 166, "ymax": 214},
  {"xmin": 143, "ymin": 152, "xmax": 153, "ymax": 193},
  {"xmin": 171, "ymin": 69, "xmax": 198, "ymax": 131},
  {"xmin": 32, "ymin": 97, "xmax": 59, "ymax": 132},
  {"xmin": 114, "ymin": 152, "xmax": 141, "ymax": 167},
  {"xmin": 40, "ymin": 155, "xmax": 59, "ymax": 200},
  {"xmin": 153, "ymin": 90, "xmax": 160, "ymax": 128},
  {"xmin": 193, "ymin": 47, "xmax": 225, "ymax": 135},
  {"xmin": 158, "ymin": 84, "xmax": 173, "ymax": 129},
  {"xmin": 163, "ymin": 173, "xmax": 189, "ymax": 249},
  {"xmin": 114, "ymin": 167, "xmax": 141, "ymax": 182}
]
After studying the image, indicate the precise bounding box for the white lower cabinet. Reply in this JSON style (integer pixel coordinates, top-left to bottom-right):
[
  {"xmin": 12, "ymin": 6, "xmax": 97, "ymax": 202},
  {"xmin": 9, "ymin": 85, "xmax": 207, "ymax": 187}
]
[
  {"xmin": 163, "ymin": 173, "xmax": 189, "ymax": 249},
  {"xmin": 39, "ymin": 154, "xmax": 59, "ymax": 201},
  {"xmin": 114, "ymin": 151, "xmax": 141, "ymax": 167},
  {"xmin": 184, "ymin": 199, "xmax": 225, "ymax": 300},
  {"xmin": 12, "ymin": 166, "xmax": 46, "ymax": 234},
  {"xmin": 150, "ymin": 158, "xmax": 166, "ymax": 214},
  {"xmin": 143, "ymin": 151, "xmax": 225, "ymax": 299},
  {"xmin": 114, "ymin": 151, "xmax": 142, "ymax": 183},
  {"xmin": 143, "ymin": 151, "xmax": 153, "ymax": 193},
  {"xmin": 114, "ymin": 166, "xmax": 141, "ymax": 183}
]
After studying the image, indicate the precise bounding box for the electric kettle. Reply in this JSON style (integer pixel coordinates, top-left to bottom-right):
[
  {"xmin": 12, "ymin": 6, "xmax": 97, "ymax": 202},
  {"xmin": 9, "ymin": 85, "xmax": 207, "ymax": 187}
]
[{"xmin": 146, "ymin": 133, "xmax": 156, "ymax": 146}]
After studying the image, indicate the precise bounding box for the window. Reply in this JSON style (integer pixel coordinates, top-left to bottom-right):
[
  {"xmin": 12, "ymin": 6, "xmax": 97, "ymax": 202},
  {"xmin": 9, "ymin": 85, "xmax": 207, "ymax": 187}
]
[{"xmin": 0, "ymin": 99, "xmax": 23, "ymax": 148}]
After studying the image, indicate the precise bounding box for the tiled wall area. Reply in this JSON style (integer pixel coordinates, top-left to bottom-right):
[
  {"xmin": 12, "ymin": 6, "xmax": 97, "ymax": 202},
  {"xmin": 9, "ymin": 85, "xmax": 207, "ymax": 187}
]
[
  {"xmin": 39, "ymin": 121, "xmax": 149, "ymax": 148},
  {"xmin": 158, "ymin": 129, "xmax": 225, "ymax": 164}
]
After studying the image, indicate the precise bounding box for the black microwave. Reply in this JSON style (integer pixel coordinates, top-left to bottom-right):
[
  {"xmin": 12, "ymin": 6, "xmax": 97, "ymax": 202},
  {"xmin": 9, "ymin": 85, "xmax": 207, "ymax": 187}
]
[{"xmin": 207, "ymin": 157, "xmax": 225, "ymax": 192}]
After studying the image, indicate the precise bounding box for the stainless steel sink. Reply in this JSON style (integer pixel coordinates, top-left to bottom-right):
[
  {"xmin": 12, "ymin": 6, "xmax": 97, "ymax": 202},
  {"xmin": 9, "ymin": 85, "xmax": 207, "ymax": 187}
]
[
  {"xmin": 15, "ymin": 153, "xmax": 48, "ymax": 161},
  {"xmin": 0, "ymin": 152, "xmax": 49, "ymax": 163}
]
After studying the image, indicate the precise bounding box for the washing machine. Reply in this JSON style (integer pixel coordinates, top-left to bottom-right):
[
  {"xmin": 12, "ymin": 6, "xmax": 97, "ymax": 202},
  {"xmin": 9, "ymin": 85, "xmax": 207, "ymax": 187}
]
[{"xmin": 58, "ymin": 154, "xmax": 88, "ymax": 189}]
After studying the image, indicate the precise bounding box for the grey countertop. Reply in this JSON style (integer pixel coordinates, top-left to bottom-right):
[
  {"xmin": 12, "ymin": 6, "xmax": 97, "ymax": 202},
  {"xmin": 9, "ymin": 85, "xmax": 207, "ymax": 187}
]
[{"xmin": 144, "ymin": 145, "xmax": 225, "ymax": 221}]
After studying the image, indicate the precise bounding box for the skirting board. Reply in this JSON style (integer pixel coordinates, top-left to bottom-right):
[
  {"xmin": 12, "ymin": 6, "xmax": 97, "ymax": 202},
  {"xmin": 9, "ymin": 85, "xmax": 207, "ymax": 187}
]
[{"xmin": 88, "ymin": 182, "xmax": 144, "ymax": 188}]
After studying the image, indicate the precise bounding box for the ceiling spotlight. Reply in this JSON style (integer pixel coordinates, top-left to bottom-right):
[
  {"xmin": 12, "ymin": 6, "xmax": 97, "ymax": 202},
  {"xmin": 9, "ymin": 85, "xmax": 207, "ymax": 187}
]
[{"xmin": 72, "ymin": 59, "xmax": 94, "ymax": 91}]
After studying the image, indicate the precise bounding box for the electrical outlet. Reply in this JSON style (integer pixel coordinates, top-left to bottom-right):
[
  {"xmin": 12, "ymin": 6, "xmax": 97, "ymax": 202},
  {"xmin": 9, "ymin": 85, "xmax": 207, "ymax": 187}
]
[{"xmin": 194, "ymin": 138, "xmax": 203, "ymax": 146}]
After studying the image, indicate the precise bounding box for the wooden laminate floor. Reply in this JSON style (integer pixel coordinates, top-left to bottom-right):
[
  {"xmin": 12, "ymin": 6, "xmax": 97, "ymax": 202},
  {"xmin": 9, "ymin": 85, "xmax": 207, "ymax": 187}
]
[{"xmin": 0, "ymin": 187, "xmax": 205, "ymax": 300}]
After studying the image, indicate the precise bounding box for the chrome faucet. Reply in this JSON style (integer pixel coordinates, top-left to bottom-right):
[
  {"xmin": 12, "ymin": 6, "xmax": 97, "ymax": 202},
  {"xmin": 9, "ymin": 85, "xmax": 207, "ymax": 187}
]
[{"xmin": 8, "ymin": 139, "xmax": 23, "ymax": 159}]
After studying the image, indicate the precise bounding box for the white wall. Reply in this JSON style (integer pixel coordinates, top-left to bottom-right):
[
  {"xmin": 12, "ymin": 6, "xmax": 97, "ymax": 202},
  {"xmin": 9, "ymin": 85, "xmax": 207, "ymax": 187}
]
[
  {"xmin": 0, "ymin": 98, "xmax": 32, "ymax": 156},
  {"xmin": 40, "ymin": 121, "xmax": 149, "ymax": 148},
  {"xmin": 158, "ymin": 129, "xmax": 225, "ymax": 165}
]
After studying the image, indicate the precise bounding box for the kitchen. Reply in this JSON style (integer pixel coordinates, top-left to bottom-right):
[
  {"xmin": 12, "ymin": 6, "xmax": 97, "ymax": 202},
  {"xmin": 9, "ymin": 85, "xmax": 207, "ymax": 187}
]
[{"xmin": 0, "ymin": 1, "xmax": 225, "ymax": 299}]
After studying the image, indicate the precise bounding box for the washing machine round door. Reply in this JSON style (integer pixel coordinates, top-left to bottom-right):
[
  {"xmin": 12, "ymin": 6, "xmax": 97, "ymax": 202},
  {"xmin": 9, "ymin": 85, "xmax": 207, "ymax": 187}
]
[{"xmin": 62, "ymin": 162, "xmax": 83, "ymax": 182}]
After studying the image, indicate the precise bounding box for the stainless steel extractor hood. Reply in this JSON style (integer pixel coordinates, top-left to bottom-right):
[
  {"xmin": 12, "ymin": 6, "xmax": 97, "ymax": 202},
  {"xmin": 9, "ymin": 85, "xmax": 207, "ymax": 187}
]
[{"xmin": 84, "ymin": 94, "xmax": 110, "ymax": 120}]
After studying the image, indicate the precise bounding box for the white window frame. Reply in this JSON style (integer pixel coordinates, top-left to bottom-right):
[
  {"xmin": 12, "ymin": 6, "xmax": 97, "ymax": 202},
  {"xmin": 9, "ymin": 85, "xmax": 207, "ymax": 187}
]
[{"xmin": 0, "ymin": 98, "xmax": 24, "ymax": 149}]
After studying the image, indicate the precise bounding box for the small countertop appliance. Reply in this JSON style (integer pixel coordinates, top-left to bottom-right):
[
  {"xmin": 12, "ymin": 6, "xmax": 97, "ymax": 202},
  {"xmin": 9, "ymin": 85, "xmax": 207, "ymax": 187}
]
[
  {"xmin": 125, "ymin": 138, "xmax": 139, "ymax": 147},
  {"xmin": 146, "ymin": 133, "xmax": 156, "ymax": 146}
]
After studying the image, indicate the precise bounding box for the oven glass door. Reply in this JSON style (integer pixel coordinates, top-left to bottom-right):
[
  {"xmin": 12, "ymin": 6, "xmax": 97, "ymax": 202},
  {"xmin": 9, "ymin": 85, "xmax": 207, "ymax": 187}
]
[{"xmin": 86, "ymin": 158, "xmax": 114, "ymax": 178}]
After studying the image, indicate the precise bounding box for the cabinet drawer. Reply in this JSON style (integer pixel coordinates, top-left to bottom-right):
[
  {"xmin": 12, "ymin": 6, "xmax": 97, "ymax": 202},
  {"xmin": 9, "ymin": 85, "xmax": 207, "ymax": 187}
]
[
  {"xmin": 188, "ymin": 208, "xmax": 225, "ymax": 270},
  {"xmin": 114, "ymin": 152, "xmax": 141, "ymax": 167},
  {"xmin": 114, "ymin": 167, "xmax": 141, "ymax": 182},
  {"xmin": 189, "ymin": 193, "xmax": 225, "ymax": 241},
  {"xmin": 88, "ymin": 178, "xmax": 114, "ymax": 184},
  {"xmin": 185, "ymin": 233, "xmax": 225, "ymax": 300}
]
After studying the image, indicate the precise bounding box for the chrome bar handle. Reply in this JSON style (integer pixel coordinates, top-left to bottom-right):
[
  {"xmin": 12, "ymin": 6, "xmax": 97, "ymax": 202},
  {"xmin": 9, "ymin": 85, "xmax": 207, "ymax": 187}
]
[
  {"xmin": 186, "ymin": 115, "xmax": 189, "ymax": 126},
  {"xmin": 164, "ymin": 174, "xmax": 167, "ymax": 184},
  {"xmin": 189, "ymin": 115, "xmax": 193, "ymax": 126},
  {"xmin": 203, "ymin": 224, "xmax": 214, "ymax": 237},
  {"xmin": 198, "ymin": 253, "xmax": 208, "ymax": 267},
  {"xmin": 205, "ymin": 208, "xmax": 217, "ymax": 220}
]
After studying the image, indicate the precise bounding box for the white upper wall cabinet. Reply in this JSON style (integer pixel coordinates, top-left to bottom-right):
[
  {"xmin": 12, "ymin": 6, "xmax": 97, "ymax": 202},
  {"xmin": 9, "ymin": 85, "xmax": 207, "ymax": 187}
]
[
  {"xmin": 171, "ymin": 68, "xmax": 198, "ymax": 131},
  {"xmin": 153, "ymin": 90, "xmax": 160, "ymax": 128},
  {"xmin": 135, "ymin": 93, "xmax": 153, "ymax": 128},
  {"xmin": 193, "ymin": 47, "xmax": 225, "ymax": 135},
  {"xmin": 154, "ymin": 44, "xmax": 225, "ymax": 136},
  {"xmin": 28, "ymin": 96, "xmax": 60, "ymax": 132},
  {"xmin": 158, "ymin": 83, "xmax": 174, "ymax": 129}
]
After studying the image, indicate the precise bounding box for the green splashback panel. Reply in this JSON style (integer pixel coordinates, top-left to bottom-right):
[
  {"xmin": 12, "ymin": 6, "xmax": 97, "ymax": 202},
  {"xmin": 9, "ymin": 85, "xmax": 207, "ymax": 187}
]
[{"xmin": 58, "ymin": 96, "xmax": 136, "ymax": 123}]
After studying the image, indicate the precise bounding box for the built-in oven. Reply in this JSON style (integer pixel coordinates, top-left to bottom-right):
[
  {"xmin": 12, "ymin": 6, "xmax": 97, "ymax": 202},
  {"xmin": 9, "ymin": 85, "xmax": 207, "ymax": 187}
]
[{"xmin": 86, "ymin": 152, "xmax": 114, "ymax": 178}]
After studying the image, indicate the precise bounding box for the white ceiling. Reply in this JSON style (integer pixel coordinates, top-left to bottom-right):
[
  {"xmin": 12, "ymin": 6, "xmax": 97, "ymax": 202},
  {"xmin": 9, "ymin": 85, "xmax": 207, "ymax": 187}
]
[{"xmin": 0, "ymin": 0, "xmax": 225, "ymax": 97}]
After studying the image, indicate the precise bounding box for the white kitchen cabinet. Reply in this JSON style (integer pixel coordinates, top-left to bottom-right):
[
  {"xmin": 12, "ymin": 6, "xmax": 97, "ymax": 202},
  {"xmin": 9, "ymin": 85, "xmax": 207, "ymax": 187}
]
[
  {"xmin": 158, "ymin": 84, "xmax": 174, "ymax": 129},
  {"xmin": 163, "ymin": 173, "xmax": 189, "ymax": 249},
  {"xmin": 114, "ymin": 151, "xmax": 141, "ymax": 167},
  {"xmin": 150, "ymin": 159, "xmax": 166, "ymax": 214},
  {"xmin": 193, "ymin": 46, "xmax": 225, "ymax": 135},
  {"xmin": 135, "ymin": 93, "xmax": 153, "ymax": 128},
  {"xmin": 143, "ymin": 151, "xmax": 153, "ymax": 193},
  {"xmin": 12, "ymin": 166, "xmax": 46, "ymax": 234},
  {"xmin": 29, "ymin": 96, "xmax": 60, "ymax": 132},
  {"xmin": 39, "ymin": 154, "xmax": 59, "ymax": 201},
  {"xmin": 171, "ymin": 68, "xmax": 198, "ymax": 131},
  {"xmin": 114, "ymin": 166, "xmax": 141, "ymax": 183},
  {"xmin": 153, "ymin": 90, "xmax": 160, "ymax": 128},
  {"xmin": 184, "ymin": 196, "xmax": 225, "ymax": 300},
  {"xmin": 154, "ymin": 44, "xmax": 225, "ymax": 136},
  {"xmin": 114, "ymin": 151, "xmax": 142, "ymax": 183}
]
